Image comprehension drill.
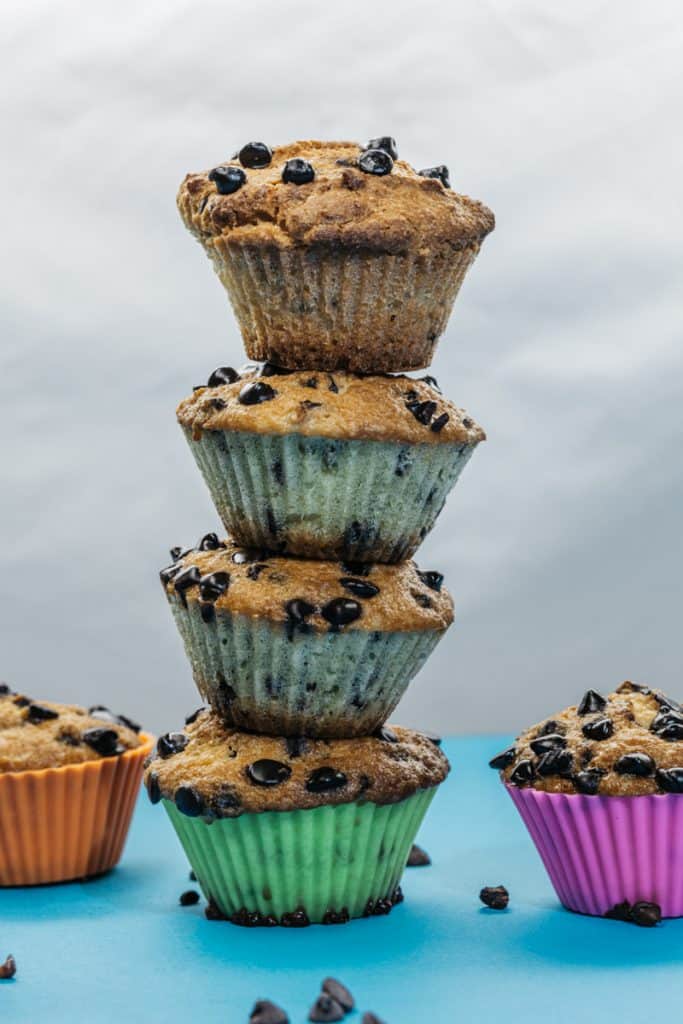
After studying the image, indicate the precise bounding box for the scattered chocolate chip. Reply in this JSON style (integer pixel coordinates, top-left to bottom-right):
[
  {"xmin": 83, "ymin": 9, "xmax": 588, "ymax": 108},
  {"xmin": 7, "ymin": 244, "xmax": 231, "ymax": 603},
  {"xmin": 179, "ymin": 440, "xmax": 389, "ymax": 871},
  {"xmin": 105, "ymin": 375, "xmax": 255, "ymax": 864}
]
[
  {"xmin": 175, "ymin": 785, "xmax": 205, "ymax": 817},
  {"xmin": 160, "ymin": 563, "xmax": 183, "ymax": 586},
  {"xmin": 247, "ymin": 564, "xmax": 268, "ymax": 580},
  {"xmin": 232, "ymin": 548, "xmax": 264, "ymax": 564},
  {"xmin": 239, "ymin": 142, "xmax": 272, "ymax": 169},
  {"xmin": 199, "ymin": 571, "xmax": 230, "ymax": 602},
  {"xmin": 361, "ymin": 1014, "xmax": 385, "ymax": 1024},
  {"xmin": 195, "ymin": 532, "xmax": 222, "ymax": 551},
  {"xmin": 480, "ymin": 885, "xmax": 509, "ymax": 910},
  {"xmin": 157, "ymin": 732, "xmax": 189, "ymax": 758},
  {"xmin": 82, "ymin": 727, "xmax": 120, "ymax": 756},
  {"xmin": 189, "ymin": 869, "xmax": 197, "ymax": 881},
  {"xmin": 173, "ymin": 566, "xmax": 201, "ymax": 604},
  {"xmin": 367, "ymin": 135, "xmax": 398, "ymax": 159},
  {"xmin": 392, "ymin": 885, "xmax": 404, "ymax": 905},
  {"xmin": 340, "ymin": 560, "xmax": 372, "ymax": 577},
  {"xmin": 284, "ymin": 598, "xmax": 316, "ymax": 640},
  {"xmin": 205, "ymin": 899, "xmax": 226, "ymax": 921},
  {"xmin": 247, "ymin": 759, "xmax": 292, "ymax": 787},
  {"xmin": 209, "ymin": 164, "xmax": 246, "ymax": 195},
  {"xmin": 280, "ymin": 908, "xmax": 310, "ymax": 927},
  {"xmin": 374, "ymin": 726, "xmax": 398, "ymax": 743},
  {"xmin": 185, "ymin": 706, "xmax": 205, "ymax": 726},
  {"xmin": 179, "ymin": 889, "xmax": 200, "ymax": 906},
  {"xmin": 631, "ymin": 901, "xmax": 662, "ymax": 927},
  {"xmin": 322, "ymin": 908, "xmax": 350, "ymax": 925},
  {"xmin": 0, "ymin": 683, "xmax": 13, "ymax": 696},
  {"xmin": 207, "ymin": 366, "xmax": 239, "ymax": 387},
  {"xmin": 581, "ymin": 716, "xmax": 614, "ymax": 741},
  {"xmin": 238, "ymin": 380, "xmax": 277, "ymax": 405},
  {"xmin": 282, "ymin": 158, "xmax": 315, "ymax": 184},
  {"xmin": 306, "ymin": 767, "xmax": 348, "ymax": 793},
  {"xmin": 657, "ymin": 693, "xmax": 683, "ymax": 713},
  {"xmin": 411, "ymin": 590, "xmax": 433, "ymax": 609},
  {"xmin": 0, "ymin": 955, "xmax": 16, "ymax": 980},
  {"xmin": 430, "ymin": 412, "xmax": 450, "ymax": 433},
  {"xmin": 308, "ymin": 995, "xmax": 344, "ymax": 1023},
  {"xmin": 614, "ymin": 752, "xmax": 655, "ymax": 777},
  {"xmin": 211, "ymin": 786, "xmax": 241, "ymax": 816},
  {"xmin": 537, "ymin": 749, "xmax": 574, "ymax": 777},
  {"xmin": 604, "ymin": 900, "xmax": 633, "ymax": 922},
  {"xmin": 656, "ymin": 767, "xmax": 683, "ymax": 793},
  {"xmin": 406, "ymin": 399, "xmax": 437, "ymax": 425},
  {"xmin": 58, "ymin": 732, "xmax": 81, "ymax": 746},
  {"xmin": 418, "ymin": 165, "xmax": 450, "ymax": 188},
  {"xmin": 321, "ymin": 598, "xmax": 362, "ymax": 628},
  {"xmin": 537, "ymin": 720, "xmax": 566, "ymax": 736},
  {"xmin": 530, "ymin": 734, "xmax": 567, "ymax": 755},
  {"xmin": 327, "ymin": 375, "xmax": 339, "ymax": 393},
  {"xmin": 509, "ymin": 759, "xmax": 535, "ymax": 785},
  {"xmin": 285, "ymin": 736, "xmax": 307, "ymax": 758},
  {"xmin": 651, "ymin": 709, "xmax": 683, "ymax": 740},
  {"xmin": 358, "ymin": 148, "xmax": 393, "ymax": 176},
  {"xmin": 338, "ymin": 578, "xmax": 379, "ymax": 599},
  {"xmin": 367, "ymin": 897, "xmax": 392, "ymax": 916},
  {"xmin": 250, "ymin": 1000, "xmax": 289, "ymax": 1024},
  {"xmin": 146, "ymin": 772, "xmax": 161, "ymax": 804},
  {"xmin": 573, "ymin": 769, "xmax": 603, "ymax": 795},
  {"xmin": 420, "ymin": 374, "xmax": 441, "ymax": 391},
  {"xmin": 577, "ymin": 690, "xmax": 607, "ymax": 715},
  {"xmin": 407, "ymin": 844, "xmax": 431, "ymax": 867},
  {"xmin": 321, "ymin": 978, "xmax": 354, "ymax": 1013},
  {"xmin": 417, "ymin": 570, "xmax": 444, "ymax": 592},
  {"xmin": 489, "ymin": 747, "xmax": 516, "ymax": 770},
  {"xmin": 26, "ymin": 703, "xmax": 59, "ymax": 724}
]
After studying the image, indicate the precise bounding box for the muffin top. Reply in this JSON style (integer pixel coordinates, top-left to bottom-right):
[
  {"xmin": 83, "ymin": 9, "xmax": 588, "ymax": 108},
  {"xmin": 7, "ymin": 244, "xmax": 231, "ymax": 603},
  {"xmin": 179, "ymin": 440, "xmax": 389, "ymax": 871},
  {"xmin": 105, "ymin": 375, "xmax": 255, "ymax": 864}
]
[
  {"xmin": 494, "ymin": 682, "xmax": 683, "ymax": 797},
  {"xmin": 177, "ymin": 139, "xmax": 494, "ymax": 255},
  {"xmin": 145, "ymin": 710, "xmax": 449, "ymax": 817},
  {"xmin": 0, "ymin": 684, "xmax": 143, "ymax": 773},
  {"xmin": 178, "ymin": 364, "xmax": 485, "ymax": 447},
  {"xmin": 161, "ymin": 534, "xmax": 453, "ymax": 633}
]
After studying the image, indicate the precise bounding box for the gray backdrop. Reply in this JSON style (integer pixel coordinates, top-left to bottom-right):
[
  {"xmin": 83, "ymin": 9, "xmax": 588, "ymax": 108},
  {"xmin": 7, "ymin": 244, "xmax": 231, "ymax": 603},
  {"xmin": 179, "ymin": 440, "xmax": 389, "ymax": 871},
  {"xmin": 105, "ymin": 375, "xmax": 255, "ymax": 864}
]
[{"xmin": 1, "ymin": 0, "xmax": 681, "ymax": 736}]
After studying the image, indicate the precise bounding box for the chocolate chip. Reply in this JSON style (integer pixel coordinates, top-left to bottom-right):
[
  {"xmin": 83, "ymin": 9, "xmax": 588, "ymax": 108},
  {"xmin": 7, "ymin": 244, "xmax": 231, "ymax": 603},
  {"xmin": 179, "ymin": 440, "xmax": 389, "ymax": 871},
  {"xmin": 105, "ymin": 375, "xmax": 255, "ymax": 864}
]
[
  {"xmin": 13, "ymin": 696, "xmax": 30, "ymax": 707},
  {"xmin": 204, "ymin": 899, "xmax": 226, "ymax": 921},
  {"xmin": 179, "ymin": 889, "xmax": 200, "ymax": 906},
  {"xmin": 199, "ymin": 571, "xmax": 230, "ymax": 602},
  {"xmin": 489, "ymin": 747, "xmax": 516, "ymax": 770},
  {"xmin": 280, "ymin": 908, "xmax": 310, "ymax": 927},
  {"xmin": 656, "ymin": 693, "xmax": 683, "ymax": 713},
  {"xmin": 529, "ymin": 734, "xmax": 567, "ymax": 755},
  {"xmin": 250, "ymin": 1000, "xmax": 289, "ymax": 1024},
  {"xmin": 285, "ymin": 737, "xmax": 307, "ymax": 758},
  {"xmin": 631, "ymin": 901, "xmax": 662, "ymax": 927},
  {"xmin": 340, "ymin": 560, "xmax": 372, "ymax": 577},
  {"xmin": 358, "ymin": 148, "xmax": 393, "ymax": 176},
  {"xmin": 238, "ymin": 142, "xmax": 272, "ymax": 169},
  {"xmin": 0, "ymin": 955, "xmax": 16, "ymax": 980},
  {"xmin": 417, "ymin": 570, "xmax": 444, "ymax": 592},
  {"xmin": 58, "ymin": 732, "xmax": 81, "ymax": 746},
  {"xmin": 0, "ymin": 684, "xmax": 13, "ymax": 696},
  {"xmin": 157, "ymin": 732, "xmax": 189, "ymax": 758},
  {"xmin": 573, "ymin": 769, "xmax": 603, "ymax": 795},
  {"xmin": 306, "ymin": 767, "xmax": 348, "ymax": 793},
  {"xmin": 338, "ymin": 578, "xmax": 379, "ymax": 599},
  {"xmin": 82, "ymin": 727, "xmax": 119, "ymax": 756},
  {"xmin": 418, "ymin": 165, "xmax": 450, "ymax": 188},
  {"xmin": 210, "ymin": 786, "xmax": 241, "ymax": 817},
  {"xmin": 247, "ymin": 759, "xmax": 291, "ymax": 786},
  {"xmin": 604, "ymin": 900, "xmax": 633, "ymax": 922},
  {"xmin": 308, "ymin": 994, "xmax": 344, "ymax": 1023},
  {"xmin": 321, "ymin": 598, "xmax": 362, "ymax": 628},
  {"xmin": 209, "ymin": 164, "xmax": 246, "ymax": 194},
  {"xmin": 189, "ymin": 869, "xmax": 197, "ymax": 881},
  {"xmin": 185, "ymin": 706, "xmax": 205, "ymax": 726},
  {"xmin": 232, "ymin": 548, "xmax": 265, "ymax": 564},
  {"xmin": 327, "ymin": 375, "xmax": 339, "ymax": 393},
  {"xmin": 614, "ymin": 753, "xmax": 655, "ymax": 777},
  {"xmin": 247, "ymin": 564, "xmax": 268, "ymax": 580},
  {"xmin": 173, "ymin": 566, "xmax": 201, "ymax": 604},
  {"xmin": 407, "ymin": 844, "xmax": 431, "ymax": 867},
  {"xmin": 322, "ymin": 909, "xmax": 350, "ymax": 925},
  {"xmin": 146, "ymin": 772, "xmax": 161, "ymax": 804},
  {"xmin": 282, "ymin": 158, "xmax": 315, "ymax": 185},
  {"xmin": 537, "ymin": 720, "xmax": 565, "ymax": 736},
  {"xmin": 321, "ymin": 978, "xmax": 354, "ymax": 1013},
  {"xmin": 656, "ymin": 767, "xmax": 683, "ymax": 793},
  {"xmin": 509, "ymin": 759, "xmax": 535, "ymax": 785},
  {"xmin": 577, "ymin": 690, "xmax": 607, "ymax": 715},
  {"xmin": 537, "ymin": 748, "xmax": 573, "ymax": 777},
  {"xmin": 361, "ymin": 1015, "xmax": 386, "ymax": 1024},
  {"xmin": 175, "ymin": 785, "xmax": 205, "ymax": 817},
  {"xmin": 195, "ymin": 532, "xmax": 221, "ymax": 551},
  {"xmin": 367, "ymin": 136, "xmax": 398, "ymax": 159},
  {"xmin": 368, "ymin": 898, "xmax": 393, "ymax": 916},
  {"xmin": 651, "ymin": 710, "xmax": 683, "ymax": 740},
  {"xmin": 160, "ymin": 563, "xmax": 183, "ymax": 586},
  {"xmin": 406, "ymin": 398, "xmax": 437, "ymax": 425},
  {"xmin": 581, "ymin": 716, "xmax": 614, "ymax": 741},
  {"xmin": 26, "ymin": 703, "xmax": 59, "ymax": 724},
  {"xmin": 480, "ymin": 885, "xmax": 509, "ymax": 910},
  {"xmin": 374, "ymin": 726, "xmax": 398, "ymax": 743},
  {"xmin": 238, "ymin": 381, "xmax": 277, "ymax": 405},
  {"xmin": 207, "ymin": 366, "xmax": 239, "ymax": 387},
  {"xmin": 284, "ymin": 598, "xmax": 315, "ymax": 640},
  {"xmin": 411, "ymin": 590, "xmax": 433, "ymax": 609},
  {"xmin": 430, "ymin": 412, "xmax": 450, "ymax": 433}
]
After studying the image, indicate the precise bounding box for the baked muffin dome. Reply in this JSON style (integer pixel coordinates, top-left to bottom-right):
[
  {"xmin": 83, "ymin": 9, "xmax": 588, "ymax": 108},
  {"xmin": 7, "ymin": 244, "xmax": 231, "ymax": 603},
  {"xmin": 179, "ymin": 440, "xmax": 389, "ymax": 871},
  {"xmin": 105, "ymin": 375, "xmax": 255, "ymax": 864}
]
[{"xmin": 494, "ymin": 681, "xmax": 683, "ymax": 797}]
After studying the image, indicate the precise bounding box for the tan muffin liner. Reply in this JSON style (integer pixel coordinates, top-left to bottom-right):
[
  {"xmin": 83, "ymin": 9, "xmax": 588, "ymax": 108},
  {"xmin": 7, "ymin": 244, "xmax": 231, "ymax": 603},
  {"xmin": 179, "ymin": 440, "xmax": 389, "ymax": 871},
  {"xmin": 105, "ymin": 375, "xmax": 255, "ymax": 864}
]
[
  {"xmin": 205, "ymin": 240, "xmax": 480, "ymax": 372},
  {"xmin": 0, "ymin": 733, "xmax": 154, "ymax": 886}
]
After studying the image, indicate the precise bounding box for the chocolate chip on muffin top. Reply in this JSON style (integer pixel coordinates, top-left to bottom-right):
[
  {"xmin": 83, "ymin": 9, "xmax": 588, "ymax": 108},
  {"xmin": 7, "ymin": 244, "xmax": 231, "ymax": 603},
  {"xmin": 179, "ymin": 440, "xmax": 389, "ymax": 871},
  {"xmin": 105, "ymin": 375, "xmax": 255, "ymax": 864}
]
[
  {"xmin": 178, "ymin": 365, "xmax": 485, "ymax": 447},
  {"xmin": 178, "ymin": 139, "xmax": 494, "ymax": 256},
  {"xmin": 0, "ymin": 687, "xmax": 143, "ymax": 773},
  {"xmin": 160, "ymin": 536, "xmax": 453, "ymax": 634},
  {"xmin": 495, "ymin": 682, "xmax": 683, "ymax": 797},
  {"xmin": 144, "ymin": 711, "xmax": 449, "ymax": 817}
]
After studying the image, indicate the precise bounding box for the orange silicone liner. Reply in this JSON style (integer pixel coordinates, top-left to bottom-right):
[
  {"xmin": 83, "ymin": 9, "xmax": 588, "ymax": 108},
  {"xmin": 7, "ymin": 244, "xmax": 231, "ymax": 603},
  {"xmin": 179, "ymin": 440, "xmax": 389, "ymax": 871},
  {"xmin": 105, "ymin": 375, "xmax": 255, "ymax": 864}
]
[{"xmin": 0, "ymin": 732, "xmax": 154, "ymax": 886}]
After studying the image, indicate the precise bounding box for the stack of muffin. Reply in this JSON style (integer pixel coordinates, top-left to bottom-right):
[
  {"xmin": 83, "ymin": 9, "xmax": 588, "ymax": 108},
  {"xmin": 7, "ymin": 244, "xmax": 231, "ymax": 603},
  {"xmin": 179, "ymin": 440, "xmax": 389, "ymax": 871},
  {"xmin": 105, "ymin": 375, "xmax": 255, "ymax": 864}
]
[{"xmin": 145, "ymin": 138, "xmax": 494, "ymax": 927}]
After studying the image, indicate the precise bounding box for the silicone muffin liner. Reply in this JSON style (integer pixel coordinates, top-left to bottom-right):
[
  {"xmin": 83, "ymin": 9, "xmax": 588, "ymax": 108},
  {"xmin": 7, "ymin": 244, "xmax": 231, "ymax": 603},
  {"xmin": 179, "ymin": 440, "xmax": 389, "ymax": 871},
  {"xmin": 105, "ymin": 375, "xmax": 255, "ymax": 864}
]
[
  {"xmin": 0, "ymin": 733, "xmax": 154, "ymax": 886},
  {"xmin": 163, "ymin": 788, "xmax": 435, "ymax": 924},
  {"xmin": 169, "ymin": 601, "xmax": 445, "ymax": 738},
  {"xmin": 206, "ymin": 241, "xmax": 480, "ymax": 372},
  {"xmin": 182, "ymin": 426, "xmax": 477, "ymax": 563},
  {"xmin": 507, "ymin": 784, "xmax": 683, "ymax": 918}
]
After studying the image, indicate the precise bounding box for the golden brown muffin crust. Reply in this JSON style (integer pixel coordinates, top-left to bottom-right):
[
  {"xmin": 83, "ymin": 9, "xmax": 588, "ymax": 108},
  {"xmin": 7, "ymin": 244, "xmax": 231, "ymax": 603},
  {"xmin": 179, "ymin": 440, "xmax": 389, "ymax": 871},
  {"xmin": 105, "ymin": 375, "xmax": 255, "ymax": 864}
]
[
  {"xmin": 178, "ymin": 140, "xmax": 494, "ymax": 256},
  {"xmin": 178, "ymin": 365, "xmax": 485, "ymax": 447},
  {"xmin": 162, "ymin": 536, "xmax": 454, "ymax": 633},
  {"xmin": 0, "ymin": 687, "xmax": 142, "ymax": 773},
  {"xmin": 145, "ymin": 712, "xmax": 449, "ymax": 816},
  {"xmin": 499, "ymin": 682, "xmax": 683, "ymax": 797}
]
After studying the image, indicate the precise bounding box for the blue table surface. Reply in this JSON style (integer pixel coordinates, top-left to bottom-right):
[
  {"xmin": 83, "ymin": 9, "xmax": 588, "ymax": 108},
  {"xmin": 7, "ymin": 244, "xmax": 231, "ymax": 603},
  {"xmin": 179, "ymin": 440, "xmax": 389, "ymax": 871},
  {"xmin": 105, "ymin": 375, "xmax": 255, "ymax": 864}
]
[{"xmin": 2, "ymin": 735, "xmax": 682, "ymax": 1023}]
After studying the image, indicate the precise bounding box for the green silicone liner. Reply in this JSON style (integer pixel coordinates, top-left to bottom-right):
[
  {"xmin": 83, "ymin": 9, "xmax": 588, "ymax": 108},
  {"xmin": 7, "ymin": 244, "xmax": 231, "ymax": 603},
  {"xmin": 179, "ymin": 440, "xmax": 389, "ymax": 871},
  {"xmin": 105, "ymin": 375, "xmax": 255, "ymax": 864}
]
[{"xmin": 163, "ymin": 789, "xmax": 435, "ymax": 923}]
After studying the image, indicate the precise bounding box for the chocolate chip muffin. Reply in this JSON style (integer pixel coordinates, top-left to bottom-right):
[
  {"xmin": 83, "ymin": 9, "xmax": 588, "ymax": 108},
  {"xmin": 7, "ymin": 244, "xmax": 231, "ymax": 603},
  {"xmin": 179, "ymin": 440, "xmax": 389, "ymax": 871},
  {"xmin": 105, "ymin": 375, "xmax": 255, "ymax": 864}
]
[
  {"xmin": 160, "ymin": 535, "xmax": 453, "ymax": 738},
  {"xmin": 145, "ymin": 710, "xmax": 449, "ymax": 924},
  {"xmin": 177, "ymin": 138, "xmax": 494, "ymax": 372},
  {"xmin": 0, "ymin": 684, "xmax": 152, "ymax": 885},
  {"xmin": 495, "ymin": 681, "xmax": 683, "ymax": 919},
  {"xmin": 178, "ymin": 364, "xmax": 485, "ymax": 563}
]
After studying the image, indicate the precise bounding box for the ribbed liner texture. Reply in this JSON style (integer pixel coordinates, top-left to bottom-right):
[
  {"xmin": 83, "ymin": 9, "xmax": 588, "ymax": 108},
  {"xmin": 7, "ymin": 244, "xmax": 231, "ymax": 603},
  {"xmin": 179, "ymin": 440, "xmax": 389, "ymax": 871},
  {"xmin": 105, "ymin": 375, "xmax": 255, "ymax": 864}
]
[
  {"xmin": 205, "ymin": 241, "xmax": 479, "ymax": 372},
  {"xmin": 507, "ymin": 785, "xmax": 683, "ymax": 918},
  {"xmin": 164, "ymin": 789, "xmax": 434, "ymax": 922},
  {"xmin": 170, "ymin": 601, "xmax": 443, "ymax": 738},
  {"xmin": 183, "ymin": 426, "xmax": 476, "ymax": 563},
  {"xmin": 0, "ymin": 734, "xmax": 154, "ymax": 886}
]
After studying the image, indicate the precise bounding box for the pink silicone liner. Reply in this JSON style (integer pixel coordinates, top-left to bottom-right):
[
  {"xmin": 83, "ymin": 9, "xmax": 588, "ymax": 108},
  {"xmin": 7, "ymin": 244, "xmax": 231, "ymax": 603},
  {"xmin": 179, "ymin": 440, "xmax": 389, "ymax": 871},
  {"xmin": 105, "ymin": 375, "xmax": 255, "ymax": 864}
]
[{"xmin": 506, "ymin": 784, "xmax": 683, "ymax": 918}]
